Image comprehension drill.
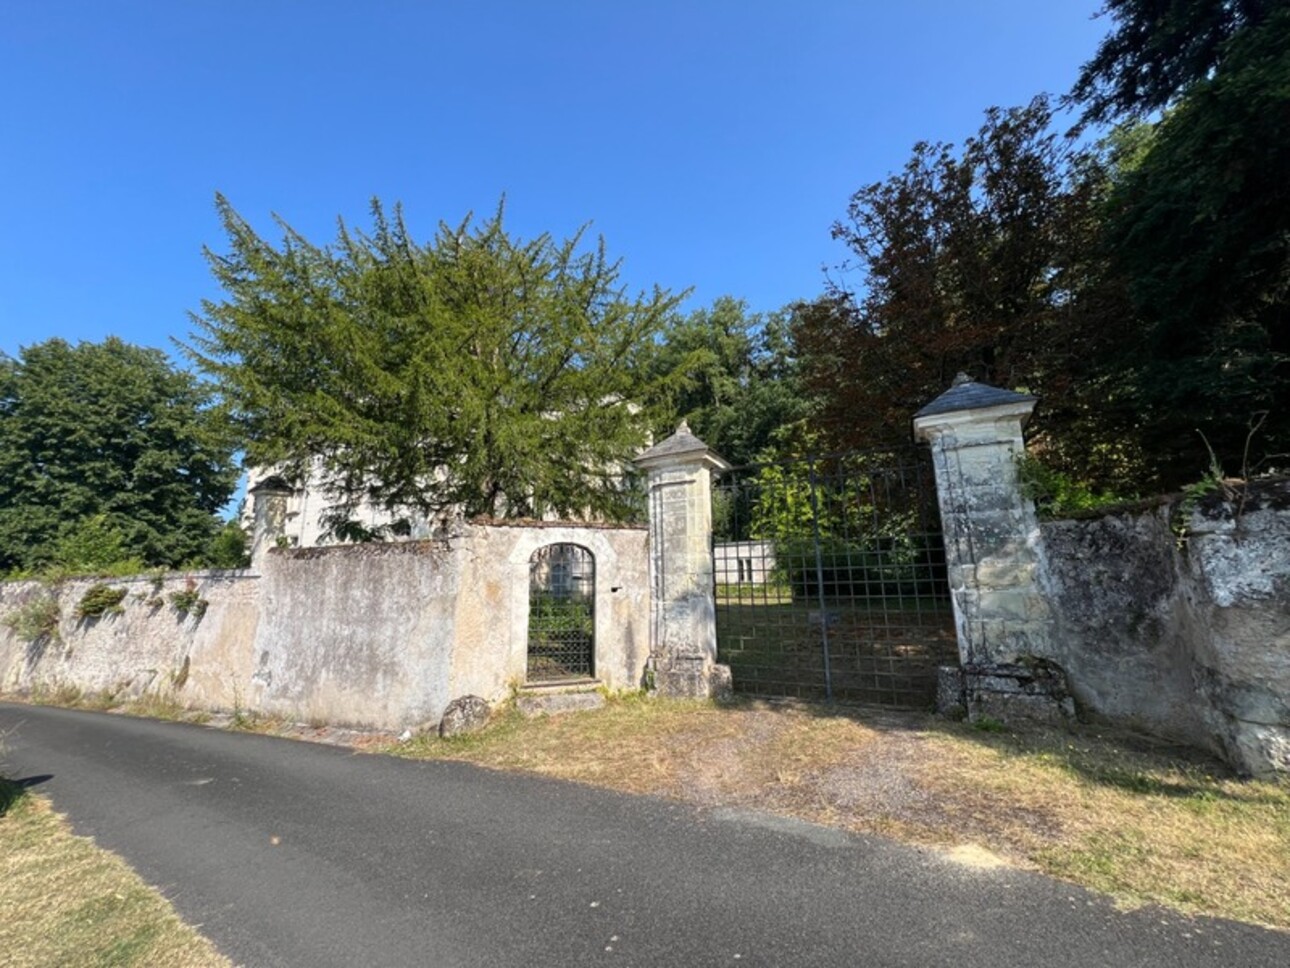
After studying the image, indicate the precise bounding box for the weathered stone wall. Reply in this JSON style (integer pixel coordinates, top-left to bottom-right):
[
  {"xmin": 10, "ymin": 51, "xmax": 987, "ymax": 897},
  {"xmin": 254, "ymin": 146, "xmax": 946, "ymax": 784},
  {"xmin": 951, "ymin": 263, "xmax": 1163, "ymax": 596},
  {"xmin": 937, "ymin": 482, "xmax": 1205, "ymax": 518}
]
[
  {"xmin": 248, "ymin": 540, "xmax": 460, "ymax": 728},
  {"xmin": 453, "ymin": 523, "xmax": 650, "ymax": 701},
  {"xmin": 0, "ymin": 571, "xmax": 260, "ymax": 709},
  {"xmin": 1039, "ymin": 479, "xmax": 1290, "ymax": 776},
  {"xmin": 0, "ymin": 521, "xmax": 651, "ymax": 731}
]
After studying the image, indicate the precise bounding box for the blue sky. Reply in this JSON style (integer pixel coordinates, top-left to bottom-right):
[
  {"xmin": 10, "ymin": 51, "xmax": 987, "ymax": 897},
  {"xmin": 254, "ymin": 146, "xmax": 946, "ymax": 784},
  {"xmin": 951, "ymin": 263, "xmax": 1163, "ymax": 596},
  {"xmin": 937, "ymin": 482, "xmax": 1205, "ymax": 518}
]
[{"xmin": 1, "ymin": 1, "xmax": 1107, "ymax": 360}]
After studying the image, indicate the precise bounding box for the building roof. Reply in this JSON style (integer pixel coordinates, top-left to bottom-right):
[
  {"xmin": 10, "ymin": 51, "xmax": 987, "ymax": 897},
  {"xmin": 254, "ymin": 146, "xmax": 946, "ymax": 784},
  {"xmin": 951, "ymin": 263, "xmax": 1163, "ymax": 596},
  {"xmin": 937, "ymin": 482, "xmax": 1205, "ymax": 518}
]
[{"xmin": 248, "ymin": 474, "xmax": 295, "ymax": 496}]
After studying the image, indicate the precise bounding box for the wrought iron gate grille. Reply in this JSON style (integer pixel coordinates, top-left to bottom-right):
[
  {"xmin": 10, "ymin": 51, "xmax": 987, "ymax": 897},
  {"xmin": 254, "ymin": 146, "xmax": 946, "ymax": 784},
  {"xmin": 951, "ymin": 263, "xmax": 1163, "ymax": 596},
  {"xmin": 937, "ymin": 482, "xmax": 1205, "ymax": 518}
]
[
  {"xmin": 712, "ymin": 447, "xmax": 956, "ymax": 707},
  {"xmin": 527, "ymin": 543, "xmax": 595, "ymax": 682}
]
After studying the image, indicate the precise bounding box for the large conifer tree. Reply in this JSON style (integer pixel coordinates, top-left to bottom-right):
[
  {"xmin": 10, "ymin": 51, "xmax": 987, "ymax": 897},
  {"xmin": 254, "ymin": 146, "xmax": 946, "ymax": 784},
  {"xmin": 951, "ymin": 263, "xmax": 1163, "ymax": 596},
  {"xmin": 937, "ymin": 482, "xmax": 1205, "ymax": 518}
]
[{"xmin": 187, "ymin": 197, "xmax": 682, "ymax": 530}]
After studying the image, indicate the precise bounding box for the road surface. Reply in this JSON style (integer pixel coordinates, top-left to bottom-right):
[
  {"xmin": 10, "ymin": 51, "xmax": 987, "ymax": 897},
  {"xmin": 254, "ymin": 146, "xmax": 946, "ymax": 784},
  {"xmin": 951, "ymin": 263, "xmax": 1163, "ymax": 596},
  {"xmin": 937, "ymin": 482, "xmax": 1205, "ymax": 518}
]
[{"xmin": 1, "ymin": 702, "xmax": 1285, "ymax": 967}]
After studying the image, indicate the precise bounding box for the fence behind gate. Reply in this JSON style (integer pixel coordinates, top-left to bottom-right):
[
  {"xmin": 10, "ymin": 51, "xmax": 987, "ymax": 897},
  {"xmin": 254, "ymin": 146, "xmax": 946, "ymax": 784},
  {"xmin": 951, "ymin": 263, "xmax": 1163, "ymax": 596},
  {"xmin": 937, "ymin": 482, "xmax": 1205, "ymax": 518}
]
[{"xmin": 712, "ymin": 446, "xmax": 957, "ymax": 707}]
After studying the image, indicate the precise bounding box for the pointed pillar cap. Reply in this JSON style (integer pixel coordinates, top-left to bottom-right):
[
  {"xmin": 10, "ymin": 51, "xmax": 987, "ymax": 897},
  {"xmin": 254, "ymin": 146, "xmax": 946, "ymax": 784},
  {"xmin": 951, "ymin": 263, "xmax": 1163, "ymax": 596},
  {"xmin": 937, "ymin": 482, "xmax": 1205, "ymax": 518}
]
[
  {"xmin": 914, "ymin": 373, "xmax": 1036, "ymax": 420},
  {"xmin": 248, "ymin": 474, "xmax": 294, "ymax": 497},
  {"xmin": 634, "ymin": 420, "xmax": 731, "ymax": 471},
  {"xmin": 913, "ymin": 374, "xmax": 1037, "ymax": 441}
]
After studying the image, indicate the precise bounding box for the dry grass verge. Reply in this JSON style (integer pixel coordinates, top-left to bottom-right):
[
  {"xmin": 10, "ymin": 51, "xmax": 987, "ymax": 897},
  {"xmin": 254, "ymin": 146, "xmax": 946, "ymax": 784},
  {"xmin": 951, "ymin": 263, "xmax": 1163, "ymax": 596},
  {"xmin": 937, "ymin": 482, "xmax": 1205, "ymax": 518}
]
[
  {"xmin": 0, "ymin": 778, "xmax": 230, "ymax": 968},
  {"xmin": 389, "ymin": 695, "xmax": 1290, "ymax": 930}
]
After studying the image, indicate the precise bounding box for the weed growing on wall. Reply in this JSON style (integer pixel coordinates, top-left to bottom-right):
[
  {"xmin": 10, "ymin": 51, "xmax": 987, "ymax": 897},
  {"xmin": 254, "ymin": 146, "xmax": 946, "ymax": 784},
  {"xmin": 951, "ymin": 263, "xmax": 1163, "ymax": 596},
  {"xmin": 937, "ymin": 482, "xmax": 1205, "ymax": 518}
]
[
  {"xmin": 168, "ymin": 578, "xmax": 208, "ymax": 621},
  {"xmin": 1016, "ymin": 455, "xmax": 1132, "ymax": 518},
  {"xmin": 3, "ymin": 597, "xmax": 61, "ymax": 642},
  {"xmin": 74, "ymin": 583, "xmax": 128, "ymax": 620}
]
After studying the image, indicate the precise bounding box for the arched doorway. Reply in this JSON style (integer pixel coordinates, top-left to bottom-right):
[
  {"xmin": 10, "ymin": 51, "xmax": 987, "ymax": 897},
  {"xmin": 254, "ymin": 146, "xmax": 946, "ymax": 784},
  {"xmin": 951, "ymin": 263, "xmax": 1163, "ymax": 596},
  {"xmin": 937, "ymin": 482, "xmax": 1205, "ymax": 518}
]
[{"xmin": 527, "ymin": 543, "xmax": 595, "ymax": 682}]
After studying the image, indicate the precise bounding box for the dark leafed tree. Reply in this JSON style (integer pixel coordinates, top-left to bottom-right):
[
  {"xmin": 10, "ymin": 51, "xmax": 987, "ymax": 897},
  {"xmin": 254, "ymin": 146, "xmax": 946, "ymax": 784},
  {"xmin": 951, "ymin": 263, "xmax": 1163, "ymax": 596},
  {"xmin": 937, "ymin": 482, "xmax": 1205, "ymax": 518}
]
[
  {"xmin": 1073, "ymin": 1, "xmax": 1290, "ymax": 482},
  {"xmin": 0, "ymin": 338, "xmax": 238, "ymax": 573},
  {"xmin": 186, "ymin": 197, "xmax": 683, "ymax": 530},
  {"xmin": 1070, "ymin": 0, "xmax": 1276, "ymax": 125},
  {"xmin": 795, "ymin": 97, "xmax": 1143, "ymax": 489}
]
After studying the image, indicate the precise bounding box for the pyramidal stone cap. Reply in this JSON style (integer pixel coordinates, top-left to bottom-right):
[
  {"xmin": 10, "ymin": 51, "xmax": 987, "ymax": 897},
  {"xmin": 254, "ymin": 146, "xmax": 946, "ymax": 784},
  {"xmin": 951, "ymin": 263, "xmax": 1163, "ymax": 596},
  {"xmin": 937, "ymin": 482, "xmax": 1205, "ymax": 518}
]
[
  {"xmin": 634, "ymin": 420, "xmax": 731, "ymax": 470},
  {"xmin": 914, "ymin": 373, "xmax": 1037, "ymax": 421}
]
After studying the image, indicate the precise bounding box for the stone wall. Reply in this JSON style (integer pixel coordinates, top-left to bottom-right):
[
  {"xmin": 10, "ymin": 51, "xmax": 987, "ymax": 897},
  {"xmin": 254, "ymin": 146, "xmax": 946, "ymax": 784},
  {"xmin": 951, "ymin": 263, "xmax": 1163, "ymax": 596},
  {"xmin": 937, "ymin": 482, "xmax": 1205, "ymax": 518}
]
[
  {"xmin": 453, "ymin": 523, "xmax": 650, "ymax": 703},
  {"xmin": 1038, "ymin": 479, "xmax": 1290, "ymax": 777},
  {"xmin": 0, "ymin": 522, "xmax": 650, "ymax": 731},
  {"xmin": 0, "ymin": 571, "xmax": 260, "ymax": 710}
]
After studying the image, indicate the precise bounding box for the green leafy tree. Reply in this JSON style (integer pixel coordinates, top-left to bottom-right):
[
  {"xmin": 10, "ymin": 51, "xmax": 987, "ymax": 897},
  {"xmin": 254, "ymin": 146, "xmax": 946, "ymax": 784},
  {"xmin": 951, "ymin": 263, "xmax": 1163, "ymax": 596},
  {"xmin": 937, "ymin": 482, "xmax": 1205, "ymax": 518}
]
[
  {"xmin": 0, "ymin": 338, "xmax": 238, "ymax": 573},
  {"xmin": 204, "ymin": 519, "xmax": 250, "ymax": 569},
  {"xmin": 1069, "ymin": 0, "xmax": 1275, "ymax": 126},
  {"xmin": 187, "ymin": 197, "xmax": 682, "ymax": 528},
  {"xmin": 649, "ymin": 297, "xmax": 811, "ymax": 466},
  {"xmin": 735, "ymin": 427, "xmax": 935, "ymax": 601},
  {"xmin": 49, "ymin": 514, "xmax": 143, "ymax": 573}
]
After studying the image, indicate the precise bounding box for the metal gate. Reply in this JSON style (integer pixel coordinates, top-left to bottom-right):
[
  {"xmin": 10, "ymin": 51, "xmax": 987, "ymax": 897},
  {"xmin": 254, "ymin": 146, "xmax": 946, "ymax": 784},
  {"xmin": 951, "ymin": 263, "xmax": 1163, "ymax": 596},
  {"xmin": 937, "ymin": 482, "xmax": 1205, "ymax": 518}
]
[
  {"xmin": 712, "ymin": 447, "xmax": 956, "ymax": 707},
  {"xmin": 527, "ymin": 543, "xmax": 595, "ymax": 682}
]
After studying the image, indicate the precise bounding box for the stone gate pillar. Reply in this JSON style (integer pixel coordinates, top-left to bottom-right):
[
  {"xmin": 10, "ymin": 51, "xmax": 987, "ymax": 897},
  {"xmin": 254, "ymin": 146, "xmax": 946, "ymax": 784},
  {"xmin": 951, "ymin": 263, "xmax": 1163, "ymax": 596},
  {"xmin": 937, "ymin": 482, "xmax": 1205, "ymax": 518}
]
[
  {"xmin": 634, "ymin": 422, "xmax": 733, "ymax": 699},
  {"xmin": 913, "ymin": 374, "xmax": 1071, "ymax": 723}
]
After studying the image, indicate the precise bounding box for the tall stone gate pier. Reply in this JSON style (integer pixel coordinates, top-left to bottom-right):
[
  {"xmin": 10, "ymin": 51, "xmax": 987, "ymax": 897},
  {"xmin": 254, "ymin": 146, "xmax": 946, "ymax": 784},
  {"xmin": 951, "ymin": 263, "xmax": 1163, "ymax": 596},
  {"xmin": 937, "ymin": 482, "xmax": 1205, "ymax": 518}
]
[
  {"xmin": 914, "ymin": 374, "xmax": 1073, "ymax": 723},
  {"xmin": 635, "ymin": 422, "xmax": 733, "ymax": 699}
]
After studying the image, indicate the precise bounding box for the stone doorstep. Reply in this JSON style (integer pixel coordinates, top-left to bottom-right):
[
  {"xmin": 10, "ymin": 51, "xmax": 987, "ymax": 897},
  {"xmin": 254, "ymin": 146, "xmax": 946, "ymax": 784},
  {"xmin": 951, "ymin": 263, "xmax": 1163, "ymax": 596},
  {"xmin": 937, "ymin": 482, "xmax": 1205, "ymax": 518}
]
[{"xmin": 516, "ymin": 679, "xmax": 606, "ymax": 718}]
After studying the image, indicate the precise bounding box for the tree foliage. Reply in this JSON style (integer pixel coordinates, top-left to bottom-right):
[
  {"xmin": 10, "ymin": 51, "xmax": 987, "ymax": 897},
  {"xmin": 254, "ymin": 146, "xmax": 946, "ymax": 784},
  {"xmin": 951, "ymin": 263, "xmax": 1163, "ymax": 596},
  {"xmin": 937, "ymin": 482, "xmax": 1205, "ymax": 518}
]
[
  {"xmin": 0, "ymin": 338, "xmax": 237, "ymax": 573},
  {"xmin": 1077, "ymin": 3, "xmax": 1290, "ymax": 482},
  {"xmin": 187, "ymin": 197, "xmax": 682, "ymax": 528},
  {"xmin": 795, "ymin": 97, "xmax": 1143, "ymax": 488},
  {"xmin": 1070, "ymin": 0, "xmax": 1275, "ymax": 125},
  {"xmin": 649, "ymin": 297, "xmax": 811, "ymax": 466}
]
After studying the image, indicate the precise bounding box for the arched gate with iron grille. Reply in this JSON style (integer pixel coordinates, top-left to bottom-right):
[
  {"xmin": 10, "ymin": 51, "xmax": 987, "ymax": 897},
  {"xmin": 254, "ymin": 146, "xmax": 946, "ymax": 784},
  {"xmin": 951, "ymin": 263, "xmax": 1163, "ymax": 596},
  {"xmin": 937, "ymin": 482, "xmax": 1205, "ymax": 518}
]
[{"xmin": 527, "ymin": 543, "xmax": 595, "ymax": 682}]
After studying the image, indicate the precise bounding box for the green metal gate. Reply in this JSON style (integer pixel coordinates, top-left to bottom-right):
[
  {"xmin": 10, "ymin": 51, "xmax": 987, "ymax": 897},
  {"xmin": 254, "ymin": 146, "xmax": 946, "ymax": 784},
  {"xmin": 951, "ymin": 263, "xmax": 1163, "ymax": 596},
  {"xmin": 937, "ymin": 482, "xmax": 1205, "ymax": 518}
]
[{"xmin": 712, "ymin": 447, "xmax": 956, "ymax": 707}]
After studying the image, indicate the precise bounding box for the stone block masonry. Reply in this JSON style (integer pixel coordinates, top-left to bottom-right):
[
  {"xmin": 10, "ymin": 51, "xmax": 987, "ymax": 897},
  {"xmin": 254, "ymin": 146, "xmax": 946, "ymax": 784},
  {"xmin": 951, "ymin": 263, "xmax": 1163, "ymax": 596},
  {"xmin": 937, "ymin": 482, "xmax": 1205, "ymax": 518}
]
[
  {"xmin": 634, "ymin": 421, "xmax": 733, "ymax": 699},
  {"xmin": 914, "ymin": 375, "xmax": 1071, "ymax": 726}
]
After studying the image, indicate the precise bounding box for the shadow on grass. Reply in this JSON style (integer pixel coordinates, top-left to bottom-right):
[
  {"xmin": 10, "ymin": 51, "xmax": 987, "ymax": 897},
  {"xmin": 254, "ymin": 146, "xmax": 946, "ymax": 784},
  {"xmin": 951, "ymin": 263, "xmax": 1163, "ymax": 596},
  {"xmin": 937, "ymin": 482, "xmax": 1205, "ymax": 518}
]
[
  {"xmin": 0, "ymin": 774, "xmax": 52, "ymax": 817},
  {"xmin": 714, "ymin": 693, "xmax": 1287, "ymax": 805}
]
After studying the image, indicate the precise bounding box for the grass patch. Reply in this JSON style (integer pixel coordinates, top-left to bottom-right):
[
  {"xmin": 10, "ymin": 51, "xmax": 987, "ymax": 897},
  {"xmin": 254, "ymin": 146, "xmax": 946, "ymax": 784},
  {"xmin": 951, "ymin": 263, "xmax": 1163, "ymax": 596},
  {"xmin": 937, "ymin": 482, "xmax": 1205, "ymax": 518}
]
[
  {"xmin": 386, "ymin": 696, "xmax": 1290, "ymax": 929},
  {"xmin": 120, "ymin": 692, "xmax": 193, "ymax": 723},
  {"xmin": 18, "ymin": 686, "xmax": 214, "ymax": 725},
  {"xmin": 29, "ymin": 683, "xmax": 88, "ymax": 708},
  {"xmin": 942, "ymin": 727, "xmax": 1290, "ymax": 927},
  {"xmin": 168, "ymin": 586, "xmax": 208, "ymax": 621},
  {"xmin": 0, "ymin": 777, "xmax": 230, "ymax": 967}
]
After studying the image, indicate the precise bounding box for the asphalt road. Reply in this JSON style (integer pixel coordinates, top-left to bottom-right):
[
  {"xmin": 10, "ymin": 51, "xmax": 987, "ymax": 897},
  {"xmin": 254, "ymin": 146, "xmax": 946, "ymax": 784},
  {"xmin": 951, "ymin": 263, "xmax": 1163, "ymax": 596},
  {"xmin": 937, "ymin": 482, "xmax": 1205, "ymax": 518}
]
[{"xmin": 1, "ymin": 702, "xmax": 1286, "ymax": 968}]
